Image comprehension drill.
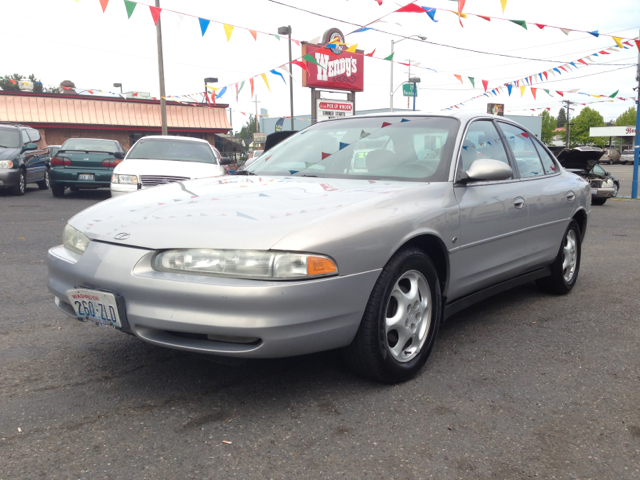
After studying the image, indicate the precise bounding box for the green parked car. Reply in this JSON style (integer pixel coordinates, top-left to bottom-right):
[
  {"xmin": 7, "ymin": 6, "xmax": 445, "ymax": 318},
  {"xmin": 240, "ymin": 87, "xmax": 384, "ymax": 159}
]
[{"xmin": 50, "ymin": 138, "xmax": 126, "ymax": 197}]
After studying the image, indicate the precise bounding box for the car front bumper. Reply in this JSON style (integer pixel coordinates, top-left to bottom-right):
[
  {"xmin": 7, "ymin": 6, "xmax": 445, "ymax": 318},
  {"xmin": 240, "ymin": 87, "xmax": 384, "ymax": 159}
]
[
  {"xmin": 0, "ymin": 168, "xmax": 20, "ymax": 189},
  {"xmin": 47, "ymin": 242, "xmax": 380, "ymax": 358},
  {"xmin": 110, "ymin": 183, "xmax": 138, "ymax": 197}
]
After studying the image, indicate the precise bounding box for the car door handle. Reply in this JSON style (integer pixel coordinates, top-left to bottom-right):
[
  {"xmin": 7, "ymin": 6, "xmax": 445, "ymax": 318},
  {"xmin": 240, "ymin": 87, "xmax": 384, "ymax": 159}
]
[
  {"xmin": 513, "ymin": 197, "xmax": 525, "ymax": 209},
  {"xmin": 566, "ymin": 191, "xmax": 576, "ymax": 201}
]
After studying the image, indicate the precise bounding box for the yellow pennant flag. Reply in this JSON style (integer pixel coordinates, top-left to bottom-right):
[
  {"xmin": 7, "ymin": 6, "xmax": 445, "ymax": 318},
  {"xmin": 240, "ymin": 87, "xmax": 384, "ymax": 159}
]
[
  {"xmin": 500, "ymin": 0, "xmax": 507, "ymax": 13},
  {"xmin": 206, "ymin": 85, "xmax": 219, "ymax": 91},
  {"xmin": 346, "ymin": 44, "xmax": 358, "ymax": 53},
  {"xmin": 224, "ymin": 24, "xmax": 234, "ymax": 42},
  {"xmin": 261, "ymin": 73, "xmax": 271, "ymax": 92},
  {"xmin": 520, "ymin": 85, "xmax": 526, "ymax": 97},
  {"xmin": 452, "ymin": 11, "xmax": 467, "ymax": 18},
  {"xmin": 612, "ymin": 36, "xmax": 623, "ymax": 48}
]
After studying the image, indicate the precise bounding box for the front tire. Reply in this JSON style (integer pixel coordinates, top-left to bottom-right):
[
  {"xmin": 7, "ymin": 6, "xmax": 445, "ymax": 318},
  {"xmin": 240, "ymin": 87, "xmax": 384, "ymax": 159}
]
[
  {"xmin": 343, "ymin": 247, "xmax": 442, "ymax": 384},
  {"xmin": 12, "ymin": 169, "xmax": 26, "ymax": 196},
  {"xmin": 37, "ymin": 169, "xmax": 50, "ymax": 190},
  {"xmin": 612, "ymin": 182, "xmax": 618, "ymax": 197},
  {"xmin": 592, "ymin": 198, "xmax": 607, "ymax": 205},
  {"xmin": 536, "ymin": 220, "xmax": 581, "ymax": 295}
]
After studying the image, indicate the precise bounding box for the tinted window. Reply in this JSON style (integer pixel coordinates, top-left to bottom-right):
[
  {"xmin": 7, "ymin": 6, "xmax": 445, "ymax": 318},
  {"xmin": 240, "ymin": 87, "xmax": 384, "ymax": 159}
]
[
  {"xmin": 248, "ymin": 116, "xmax": 458, "ymax": 182},
  {"xmin": 499, "ymin": 123, "xmax": 545, "ymax": 178},
  {"xmin": 592, "ymin": 164, "xmax": 606, "ymax": 176},
  {"xmin": 61, "ymin": 139, "xmax": 120, "ymax": 152},
  {"xmin": 21, "ymin": 130, "xmax": 31, "ymax": 144},
  {"xmin": 459, "ymin": 120, "xmax": 510, "ymax": 173},
  {"xmin": 0, "ymin": 127, "xmax": 20, "ymax": 148},
  {"xmin": 27, "ymin": 128, "xmax": 41, "ymax": 142},
  {"xmin": 127, "ymin": 138, "xmax": 216, "ymax": 163},
  {"xmin": 532, "ymin": 139, "xmax": 558, "ymax": 175}
]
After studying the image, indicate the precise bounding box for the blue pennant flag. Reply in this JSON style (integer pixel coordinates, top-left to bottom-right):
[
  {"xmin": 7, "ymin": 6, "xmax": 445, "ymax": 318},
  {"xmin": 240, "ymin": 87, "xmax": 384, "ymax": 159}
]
[
  {"xmin": 215, "ymin": 86, "xmax": 227, "ymax": 99},
  {"xmin": 339, "ymin": 142, "xmax": 349, "ymax": 150},
  {"xmin": 553, "ymin": 68, "xmax": 561, "ymax": 75},
  {"xmin": 353, "ymin": 28, "xmax": 372, "ymax": 33},
  {"xmin": 198, "ymin": 18, "xmax": 210, "ymax": 36},
  {"xmin": 401, "ymin": 118, "xmax": 411, "ymax": 122},
  {"xmin": 270, "ymin": 69, "xmax": 286, "ymax": 84},
  {"xmin": 539, "ymin": 73, "xmax": 543, "ymax": 81},
  {"xmin": 422, "ymin": 7, "xmax": 438, "ymax": 22},
  {"xmin": 588, "ymin": 30, "xmax": 599, "ymax": 37},
  {"xmin": 507, "ymin": 84, "xmax": 513, "ymax": 96}
]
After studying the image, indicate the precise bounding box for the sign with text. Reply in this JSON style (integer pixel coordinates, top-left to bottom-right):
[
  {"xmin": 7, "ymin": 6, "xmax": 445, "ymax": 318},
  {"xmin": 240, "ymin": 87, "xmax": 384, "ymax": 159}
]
[
  {"xmin": 316, "ymin": 100, "xmax": 354, "ymax": 122},
  {"xmin": 301, "ymin": 44, "xmax": 364, "ymax": 92},
  {"xmin": 402, "ymin": 84, "xmax": 417, "ymax": 97},
  {"xmin": 253, "ymin": 133, "xmax": 267, "ymax": 143}
]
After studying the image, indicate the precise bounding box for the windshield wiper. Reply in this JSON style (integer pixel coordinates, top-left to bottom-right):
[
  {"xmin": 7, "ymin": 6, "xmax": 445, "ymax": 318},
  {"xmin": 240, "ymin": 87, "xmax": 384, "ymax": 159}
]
[
  {"xmin": 232, "ymin": 170, "xmax": 256, "ymax": 175},
  {"xmin": 297, "ymin": 174, "xmax": 318, "ymax": 177}
]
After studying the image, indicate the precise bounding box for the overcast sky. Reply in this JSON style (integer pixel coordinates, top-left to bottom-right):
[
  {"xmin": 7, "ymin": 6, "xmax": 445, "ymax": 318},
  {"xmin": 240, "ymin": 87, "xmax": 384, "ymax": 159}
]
[{"xmin": 2, "ymin": 0, "xmax": 639, "ymax": 129}]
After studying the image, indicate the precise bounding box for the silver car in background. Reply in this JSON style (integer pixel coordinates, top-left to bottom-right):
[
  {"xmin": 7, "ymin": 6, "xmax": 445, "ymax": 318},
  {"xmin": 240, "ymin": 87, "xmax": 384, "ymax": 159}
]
[{"xmin": 47, "ymin": 113, "xmax": 590, "ymax": 383}]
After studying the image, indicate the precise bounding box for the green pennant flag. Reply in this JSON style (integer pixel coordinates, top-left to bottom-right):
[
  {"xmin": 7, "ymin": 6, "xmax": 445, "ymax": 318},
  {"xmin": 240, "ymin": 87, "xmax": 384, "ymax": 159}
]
[
  {"xmin": 237, "ymin": 80, "xmax": 245, "ymax": 96},
  {"xmin": 510, "ymin": 20, "xmax": 528, "ymax": 30},
  {"xmin": 609, "ymin": 90, "xmax": 619, "ymax": 98},
  {"xmin": 273, "ymin": 34, "xmax": 280, "ymax": 41},
  {"xmin": 544, "ymin": 89, "xmax": 552, "ymax": 96},
  {"xmin": 302, "ymin": 54, "xmax": 324, "ymax": 69},
  {"xmin": 124, "ymin": 0, "xmax": 137, "ymax": 18},
  {"xmin": 383, "ymin": 52, "xmax": 394, "ymax": 61},
  {"xmin": 468, "ymin": 77, "xmax": 475, "ymax": 88}
]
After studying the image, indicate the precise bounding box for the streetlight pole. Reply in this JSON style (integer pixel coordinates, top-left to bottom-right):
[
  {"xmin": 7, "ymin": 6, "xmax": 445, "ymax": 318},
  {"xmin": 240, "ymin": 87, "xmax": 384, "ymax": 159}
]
[
  {"xmin": 279, "ymin": 26, "xmax": 294, "ymax": 131},
  {"xmin": 389, "ymin": 35, "xmax": 425, "ymax": 113},
  {"xmin": 632, "ymin": 28, "xmax": 639, "ymax": 199},
  {"xmin": 155, "ymin": 0, "xmax": 167, "ymax": 135}
]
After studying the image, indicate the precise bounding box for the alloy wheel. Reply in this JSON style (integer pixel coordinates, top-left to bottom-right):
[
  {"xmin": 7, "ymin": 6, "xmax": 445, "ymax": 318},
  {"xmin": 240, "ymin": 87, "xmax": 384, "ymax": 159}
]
[{"xmin": 562, "ymin": 229, "xmax": 578, "ymax": 283}]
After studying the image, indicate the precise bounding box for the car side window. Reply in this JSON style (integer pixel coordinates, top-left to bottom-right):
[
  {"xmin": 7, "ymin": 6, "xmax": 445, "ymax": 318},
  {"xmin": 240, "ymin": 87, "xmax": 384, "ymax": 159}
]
[
  {"xmin": 459, "ymin": 121, "xmax": 510, "ymax": 174},
  {"xmin": 532, "ymin": 139, "xmax": 558, "ymax": 175},
  {"xmin": 21, "ymin": 130, "xmax": 31, "ymax": 145},
  {"xmin": 592, "ymin": 164, "xmax": 606, "ymax": 176},
  {"xmin": 499, "ymin": 123, "xmax": 545, "ymax": 178}
]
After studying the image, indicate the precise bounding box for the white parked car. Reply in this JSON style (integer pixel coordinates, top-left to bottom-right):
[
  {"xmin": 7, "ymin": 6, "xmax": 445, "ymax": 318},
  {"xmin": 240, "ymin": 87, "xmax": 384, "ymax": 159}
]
[{"xmin": 111, "ymin": 136, "xmax": 230, "ymax": 197}]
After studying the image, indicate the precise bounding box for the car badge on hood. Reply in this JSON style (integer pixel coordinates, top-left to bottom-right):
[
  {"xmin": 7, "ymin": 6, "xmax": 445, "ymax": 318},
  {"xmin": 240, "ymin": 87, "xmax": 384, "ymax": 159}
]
[{"xmin": 114, "ymin": 232, "xmax": 130, "ymax": 240}]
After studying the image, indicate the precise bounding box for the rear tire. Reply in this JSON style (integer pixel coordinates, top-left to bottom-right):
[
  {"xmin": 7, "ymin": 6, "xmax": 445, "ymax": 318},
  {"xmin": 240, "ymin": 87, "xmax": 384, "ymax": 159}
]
[
  {"xmin": 592, "ymin": 198, "xmax": 607, "ymax": 206},
  {"xmin": 37, "ymin": 170, "xmax": 50, "ymax": 190},
  {"xmin": 51, "ymin": 184, "xmax": 65, "ymax": 197},
  {"xmin": 536, "ymin": 220, "xmax": 581, "ymax": 295},
  {"xmin": 343, "ymin": 247, "xmax": 441, "ymax": 384}
]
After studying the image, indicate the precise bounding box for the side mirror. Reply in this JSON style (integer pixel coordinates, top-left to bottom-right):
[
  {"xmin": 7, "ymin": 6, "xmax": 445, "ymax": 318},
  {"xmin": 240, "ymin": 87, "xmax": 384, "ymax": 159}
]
[
  {"xmin": 24, "ymin": 143, "xmax": 38, "ymax": 151},
  {"xmin": 459, "ymin": 159, "xmax": 513, "ymax": 184},
  {"xmin": 114, "ymin": 151, "xmax": 126, "ymax": 159},
  {"xmin": 220, "ymin": 157, "xmax": 232, "ymax": 165}
]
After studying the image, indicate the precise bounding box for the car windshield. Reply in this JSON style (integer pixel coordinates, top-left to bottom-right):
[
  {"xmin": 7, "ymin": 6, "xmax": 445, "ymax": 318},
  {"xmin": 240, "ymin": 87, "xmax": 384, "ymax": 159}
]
[
  {"xmin": 49, "ymin": 146, "xmax": 60, "ymax": 157},
  {"xmin": 247, "ymin": 116, "xmax": 458, "ymax": 181},
  {"xmin": 61, "ymin": 139, "xmax": 119, "ymax": 153},
  {"xmin": 0, "ymin": 128, "xmax": 21, "ymax": 148},
  {"xmin": 127, "ymin": 138, "xmax": 216, "ymax": 163}
]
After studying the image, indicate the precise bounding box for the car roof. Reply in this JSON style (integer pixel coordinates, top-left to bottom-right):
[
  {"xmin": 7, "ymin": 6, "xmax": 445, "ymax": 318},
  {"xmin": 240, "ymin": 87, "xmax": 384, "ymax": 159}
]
[{"xmin": 137, "ymin": 135, "xmax": 210, "ymax": 144}]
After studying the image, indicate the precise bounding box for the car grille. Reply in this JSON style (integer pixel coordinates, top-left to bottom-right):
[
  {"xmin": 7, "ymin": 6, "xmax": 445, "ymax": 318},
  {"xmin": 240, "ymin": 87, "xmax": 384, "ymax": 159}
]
[
  {"xmin": 590, "ymin": 179, "xmax": 603, "ymax": 188},
  {"xmin": 141, "ymin": 175, "xmax": 190, "ymax": 187}
]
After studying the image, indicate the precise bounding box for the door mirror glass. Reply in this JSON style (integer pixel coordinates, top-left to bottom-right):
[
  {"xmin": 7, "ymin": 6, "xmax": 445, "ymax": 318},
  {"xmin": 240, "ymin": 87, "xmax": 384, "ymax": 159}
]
[
  {"xmin": 113, "ymin": 151, "xmax": 126, "ymax": 159},
  {"xmin": 24, "ymin": 143, "xmax": 38, "ymax": 151},
  {"xmin": 220, "ymin": 157, "xmax": 232, "ymax": 165},
  {"xmin": 461, "ymin": 159, "xmax": 513, "ymax": 183}
]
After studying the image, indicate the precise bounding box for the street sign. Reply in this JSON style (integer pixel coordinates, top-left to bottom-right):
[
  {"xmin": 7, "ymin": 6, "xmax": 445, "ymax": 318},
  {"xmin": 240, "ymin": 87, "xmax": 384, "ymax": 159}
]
[
  {"xmin": 316, "ymin": 100, "xmax": 354, "ymax": 122},
  {"xmin": 253, "ymin": 133, "xmax": 267, "ymax": 143},
  {"xmin": 402, "ymin": 84, "xmax": 417, "ymax": 97}
]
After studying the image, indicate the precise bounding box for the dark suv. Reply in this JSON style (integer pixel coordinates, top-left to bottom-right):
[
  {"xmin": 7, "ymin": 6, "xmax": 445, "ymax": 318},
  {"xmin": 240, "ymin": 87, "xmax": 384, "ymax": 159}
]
[{"xmin": 0, "ymin": 123, "xmax": 50, "ymax": 195}]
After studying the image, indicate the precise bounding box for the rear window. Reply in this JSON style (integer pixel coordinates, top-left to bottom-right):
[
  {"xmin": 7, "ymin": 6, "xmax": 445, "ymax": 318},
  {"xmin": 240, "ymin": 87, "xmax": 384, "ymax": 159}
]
[
  {"xmin": 61, "ymin": 139, "xmax": 120, "ymax": 153},
  {"xmin": 127, "ymin": 138, "xmax": 216, "ymax": 164}
]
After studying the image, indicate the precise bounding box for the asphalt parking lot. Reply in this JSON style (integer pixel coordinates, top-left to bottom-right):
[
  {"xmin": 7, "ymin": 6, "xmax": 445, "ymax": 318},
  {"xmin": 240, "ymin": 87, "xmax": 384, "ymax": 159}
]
[{"xmin": 1, "ymin": 183, "xmax": 639, "ymax": 479}]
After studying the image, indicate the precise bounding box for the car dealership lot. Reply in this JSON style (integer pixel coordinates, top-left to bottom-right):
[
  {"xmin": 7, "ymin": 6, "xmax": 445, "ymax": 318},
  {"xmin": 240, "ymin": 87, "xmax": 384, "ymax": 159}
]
[{"xmin": 1, "ymin": 187, "xmax": 639, "ymax": 479}]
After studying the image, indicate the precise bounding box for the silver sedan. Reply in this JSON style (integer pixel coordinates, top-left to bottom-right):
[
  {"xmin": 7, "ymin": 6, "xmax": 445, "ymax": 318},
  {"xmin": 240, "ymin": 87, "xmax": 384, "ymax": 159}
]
[{"xmin": 47, "ymin": 113, "xmax": 590, "ymax": 383}]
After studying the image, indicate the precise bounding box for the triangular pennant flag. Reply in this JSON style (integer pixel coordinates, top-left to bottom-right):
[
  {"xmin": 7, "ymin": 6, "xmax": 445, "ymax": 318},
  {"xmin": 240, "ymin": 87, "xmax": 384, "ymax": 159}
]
[
  {"xmin": 510, "ymin": 20, "xmax": 527, "ymax": 30},
  {"xmin": 360, "ymin": 130, "xmax": 370, "ymax": 139},
  {"xmin": 383, "ymin": 52, "xmax": 394, "ymax": 61},
  {"xmin": 149, "ymin": 5, "xmax": 161, "ymax": 25},
  {"xmin": 544, "ymin": 89, "xmax": 552, "ymax": 96},
  {"xmin": 250, "ymin": 78, "xmax": 254, "ymax": 97},
  {"xmin": 556, "ymin": 91, "xmax": 564, "ymax": 97},
  {"xmin": 578, "ymin": 59, "xmax": 588, "ymax": 66},
  {"xmin": 588, "ymin": 30, "xmax": 599, "ymax": 37},
  {"xmin": 567, "ymin": 89, "xmax": 580, "ymax": 93},
  {"xmin": 199, "ymin": 18, "xmax": 210, "ymax": 36},
  {"xmin": 609, "ymin": 90, "xmax": 619, "ymax": 98},
  {"xmin": 457, "ymin": 0, "xmax": 466, "ymax": 26},
  {"xmin": 381, "ymin": 122, "xmax": 392, "ymax": 128},
  {"xmin": 124, "ymin": 0, "xmax": 136, "ymax": 19},
  {"xmin": 215, "ymin": 86, "xmax": 227, "ymax": 99},
  {"xmin": 635, "ymin": 40, "xmax": 640, "ymax": 51},
  {"xmin": 270, "ymin": 69, "xmax": 286, "ymax": 84},
  {"xmin": 339, "ymin": 142, "xmax": 349, "ymax": 150},
  {"xmin": 224, "ymin": 24, "xmax": 234, "ymax": 42},
  {"xmin": 321, "ymin": 152, "xmax": 332, "ymax": 160},
  {"xmin": 454, "ymin": 74, "xmax": 463, "ymax": 83},
  {"xmin": 482, "ymin": 79, "xmax": 489, "ymax": 92},
  {"xmin": 468, "ymin": 77, "xmax": 475, "ymax": 88},
  {"xmin": 291, "ymin": 60, "xmax": 309, "ymax": 72},
  {"xmin": 261, "ymin": 73, "xmax": 271, "ymax": 92},
  {"xmin": 273, "ymin": 34, "xmax": 280, "ymax": 41},
  {"xmin": 598, "ymin": 50, "xmax": 610, "ymax": 55},
  {"xmin": 395, "ymin": 4, "xmax": 426, "ymax": 13},
  {"xmin": 302, "ymin": 54, "xmax": 324, "ymax": 68},
  {"xmin": 560, "ymin": 29, "xmax": 571, "ymax": 35},
  {"xmin": 365, "ymin": 49, "xmax": 376, "ymax": 57},
  {"xmin": 235, "ymin": 83, "xmax": 239, "ymax": 101},
  {"xmin": 612, "ymin": 37, "xmax": 623, "ymax": 48},
  {"xmin": 543, "ymin": 71, "xmax": 548, "ymax": 80},
  {"xmin": 535, "ymin": 23, "xmax": 546, "ymax": 29},
  {"xmin": 500, "ymin": 0, "xmax": 508, "ymax": 13},
  {"xmin": 531, "ymin": 88, "xmax": 537, "ymax": 100},
  {"xmin": 559, "ymin": 66, "xmax": 568, "ymax": 72},
  {"xmin": 476, "ymin": 15, "xmax": 491, "ymax": 21},
  {"xmin": 346, "ymin": 44, "xmax": 358, "ymax": 53},
  {"xmin": 422, "ymin": 7, "xmax": 438, "ymax": 22},
  {"xmin": 99, "ymin": 0, "xmax": 109, "ymax": 12},
  {"xmin": 238, "ymin": 80, "xmax": 245, "ymax": 96},
  {"xmin": 401, "ymin": 119, "xmax": 411, "ymax": 122},
  {"xmin": 249, "ymin": 29, "xmax": 257, "ymax": 40},
  {"xmin": 507, "ymin": 84, "xmax": 513, "ymax": 96},
  {"xmin": 520, "ymin": 85, "xmax": 526, "ymax": 97},
  {"xmin": 308, "ymin": 36, "xmax": 320, "ymax": 44},
  {"xmin": 538, "ymin": 73, "xmax": 543, "ymax": 81},
  {"xmin": 353, "ymin": 28, "xmax": 372, "ymax": 33},
  {"xmin": 553, "ymin": 68, "xmax": 561, "ymax": 75},
  {"xmin": 292, "ymin": 39, "xmax": 300, "ymax": 46}
]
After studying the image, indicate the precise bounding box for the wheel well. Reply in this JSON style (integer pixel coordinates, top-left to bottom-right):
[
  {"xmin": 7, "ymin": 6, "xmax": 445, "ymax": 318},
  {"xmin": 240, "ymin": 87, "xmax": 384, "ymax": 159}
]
[
  {"xmin": 403, "ymin": 235, "xmax": 449, "ymax": 295},
  {"xmin": 572, "ymin": 209, "xmax": 587, "ymax": 240}
]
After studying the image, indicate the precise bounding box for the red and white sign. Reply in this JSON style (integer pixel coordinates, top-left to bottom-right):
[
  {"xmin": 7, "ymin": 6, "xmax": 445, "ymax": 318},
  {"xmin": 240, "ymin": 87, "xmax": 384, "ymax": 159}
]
[
  {"xmin": 316, "ymin": 100, "xmax": 354, "ymax": 122},
  {"xmin": 302, "ymin": 44, "xmax": 365, "ymax": 92}
]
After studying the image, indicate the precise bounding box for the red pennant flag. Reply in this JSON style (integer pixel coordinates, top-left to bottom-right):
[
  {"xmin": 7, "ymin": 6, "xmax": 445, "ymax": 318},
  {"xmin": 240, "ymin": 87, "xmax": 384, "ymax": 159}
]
[
  {"xmin": 87, "ymin": 90, "xmax": 94, "ymax": 94},
  {"xmin": 249, "ymin": 30, "xmax": 257, "ymax": 41},
  {"xmin": 529, "ymin": 76, "xmax": 533, "ymax": 84},
  {"xmin": 365, "ymin": 49, "xmax": 376, "ymax": 57},
  {"xmin": 598, "ymin": 50, "xmax": 610, "ymax": 55},
  {"xmin": 482, "ymin": 79, "xmax": 489, "ymax": 92},
  {"xmin": 476, "ymin": 15, "xmax": 491, "ymax": 21},
  {"xmin": 454, "ymin": 74, "xmax": 463, "ymax": 83},
  {"xmin": 132, "ymin": 92, "xmax": 138, "ymax": 97},
  {"xmin": 531, "ymin": 88, "xmax": 537, "ymax": 99},
  {"xmin": 521, "ymin": 132, "xmax": 529, "ymax": 138},
  {"xmin": 292, "ymin": 39, "xmax": 300, "ymax": 46},
  {"xmin": 321, "ymin": 152, "xmax": 332, "ymax": 160},
  {"xmin": 149, "ymin": 6, "xmax": 161, "ymax": 25},
  {"xmin": 395, "ymin": 4, "xmax": 427, "ymax": 13},
  {"xmin": 250, "ymin": 78, "xmax": 254, "ymax": 97},
  {"xmin": 516, "ymin": 80, "xmax": 519, "ymax": 86},
  {"xmin": 535, "ymin": 23, "xmax": 546, "ymax": 29},
  {"xmin": 546, "ymin": 107, "xmax": 551, "ymax": 111},
  {"xmin": 458, "ymin": 0, "xmax": 466, "ymax": 27},
  {"xmin": 578, "ymin": 59, "xmax": 588, "ymax": 66},
  {"xmin": 235, "ymin": 83, "xmax": 239, "ymax": 101},
  {"xmin": 635, "ymin": 40, "xmax": 640, "ymax": 51},
  {"xmin": 9, "ymin": 79, "xmax": 17, "ymax": 84},
  {"xmin": 381, "ymin": 122, "xmax": 392, "ymax": 128},
  {"xmin": 559, "ymin": 66, "xmax": 567, "ymax": 72},
  {"xmin": 291, "ymin": 60, "xmax": 309, "ymax": 72},
  {"xmin": 399, "ymin": 62, "xmax": 411, "ymax": 66},
  {"xmin": 99, "ymin": 0, "xmax": 109, "ymax": 13},
  {"xmin": 556, "ymin": 91, "xmax": 564, "ymax": 97},
  {"xmin": 543, "ymin": 71, "xmax": 548, "ymax": 80}
]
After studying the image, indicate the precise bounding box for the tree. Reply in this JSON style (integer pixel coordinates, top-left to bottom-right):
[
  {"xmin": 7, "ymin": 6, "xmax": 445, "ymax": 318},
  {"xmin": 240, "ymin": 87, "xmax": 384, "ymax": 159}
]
[
  {"xmin": 539, "ymin": 110, "xmax": 557, "ymax": 146},
  {"xmin": 556, "ymin": 107, "xmax": 567, "ymax": 128},
  {"xmin": 0, "ymin": 73, "xmax": 45, "ymax": 93},
  {"xmin": 615, "ymin": 107, "xmax": 637, "ymax": 126},
  {"xmin": 570, "ymin": 107, "xmax": 606, "ymax": 147},
  {"xmin": 237, "ymin": 114, "xmax": 258, "ymax": 142}
]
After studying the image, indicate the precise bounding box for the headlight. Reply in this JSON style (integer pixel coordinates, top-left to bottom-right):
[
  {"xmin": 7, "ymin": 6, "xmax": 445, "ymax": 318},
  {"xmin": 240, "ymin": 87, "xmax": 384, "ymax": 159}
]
[
  {"xmin": 111, "ymin": 174, "xmax": 139, "ymax": 184},
  {"xmin": 63, "ymin": 224, "xmax": 90, "ymax": 255},
  {"xmin": 604, "ymin": 178, "xmax": 614, "ymax": 187},
  {"xmin": 153, "ymin": 249, "xmax": 338, "ymax": 280},
  {"xmin": 0, "ymin": 160, "xmax": 14, "ymax": 169}
]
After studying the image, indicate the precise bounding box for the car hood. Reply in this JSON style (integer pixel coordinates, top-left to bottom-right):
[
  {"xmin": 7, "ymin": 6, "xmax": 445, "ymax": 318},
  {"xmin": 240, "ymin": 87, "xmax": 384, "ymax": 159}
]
[
  {"xmin": 0, "ymin": 146, "xmax": 20, "ymax": 160},
  {"xmin": 557, "ymin": 147, "xmax": 603, "ymax": 171},
  {"xmin": 114, "ymin": 159, "xmax": 224, "ymax": 178},
  {"xmin": 70, "ymin": 176, "xmax": 422, "ymax": 250}
]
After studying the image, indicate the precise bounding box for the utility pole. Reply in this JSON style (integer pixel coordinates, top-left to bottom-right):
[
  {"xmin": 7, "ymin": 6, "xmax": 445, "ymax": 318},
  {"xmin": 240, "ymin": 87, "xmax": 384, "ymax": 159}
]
[
  {"xmin": 563, "ymin": 100, "xmax": 574, "ymax": 148},
  {"xmin": 390, "ymin": 39, "xmax": 394, "ymax": 112},
  {"xmin": 407, "ymin": 60, "xmax": 411, "ymax": 109},
  {"xmin": 253, "ymin": 95, "xmax": 260, "ymax": 133},
  {"xmin": 632, "ymin": 28, "xmax": 640, "ymax": 199},
  {"xmin": 155, "ymin": 0, "xmax": 168, "ymax": 135},
  {"xmin": 278, "ymin": 26, "xmax": 294, "ymax": 130}
]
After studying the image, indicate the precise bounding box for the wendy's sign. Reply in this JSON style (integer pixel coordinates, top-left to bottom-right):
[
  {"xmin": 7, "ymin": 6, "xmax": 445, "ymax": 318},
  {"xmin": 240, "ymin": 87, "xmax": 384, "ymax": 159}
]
[{"xmin": 302, "ymin": 28, "xmax": 364, "ymax": 92}]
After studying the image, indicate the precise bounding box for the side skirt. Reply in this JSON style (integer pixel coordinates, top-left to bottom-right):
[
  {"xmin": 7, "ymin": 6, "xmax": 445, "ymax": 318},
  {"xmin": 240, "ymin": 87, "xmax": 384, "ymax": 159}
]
[{"xmin": 443, "ymin": 267, "xmax": 551, "ymax": 321}]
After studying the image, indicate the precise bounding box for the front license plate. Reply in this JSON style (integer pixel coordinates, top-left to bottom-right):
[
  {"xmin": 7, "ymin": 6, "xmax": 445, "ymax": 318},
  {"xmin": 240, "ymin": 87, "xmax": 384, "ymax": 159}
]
[
  {"xmin": 66, "ymin": 288, "xmax": 122, "ymax": 328},
  {"xmin": 78, "ymin": 174, "xmax": 94, "ymax": 181},
  {"xmin": 591, "ymin": 189, "xmax": 597, "ymax": 196}
]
